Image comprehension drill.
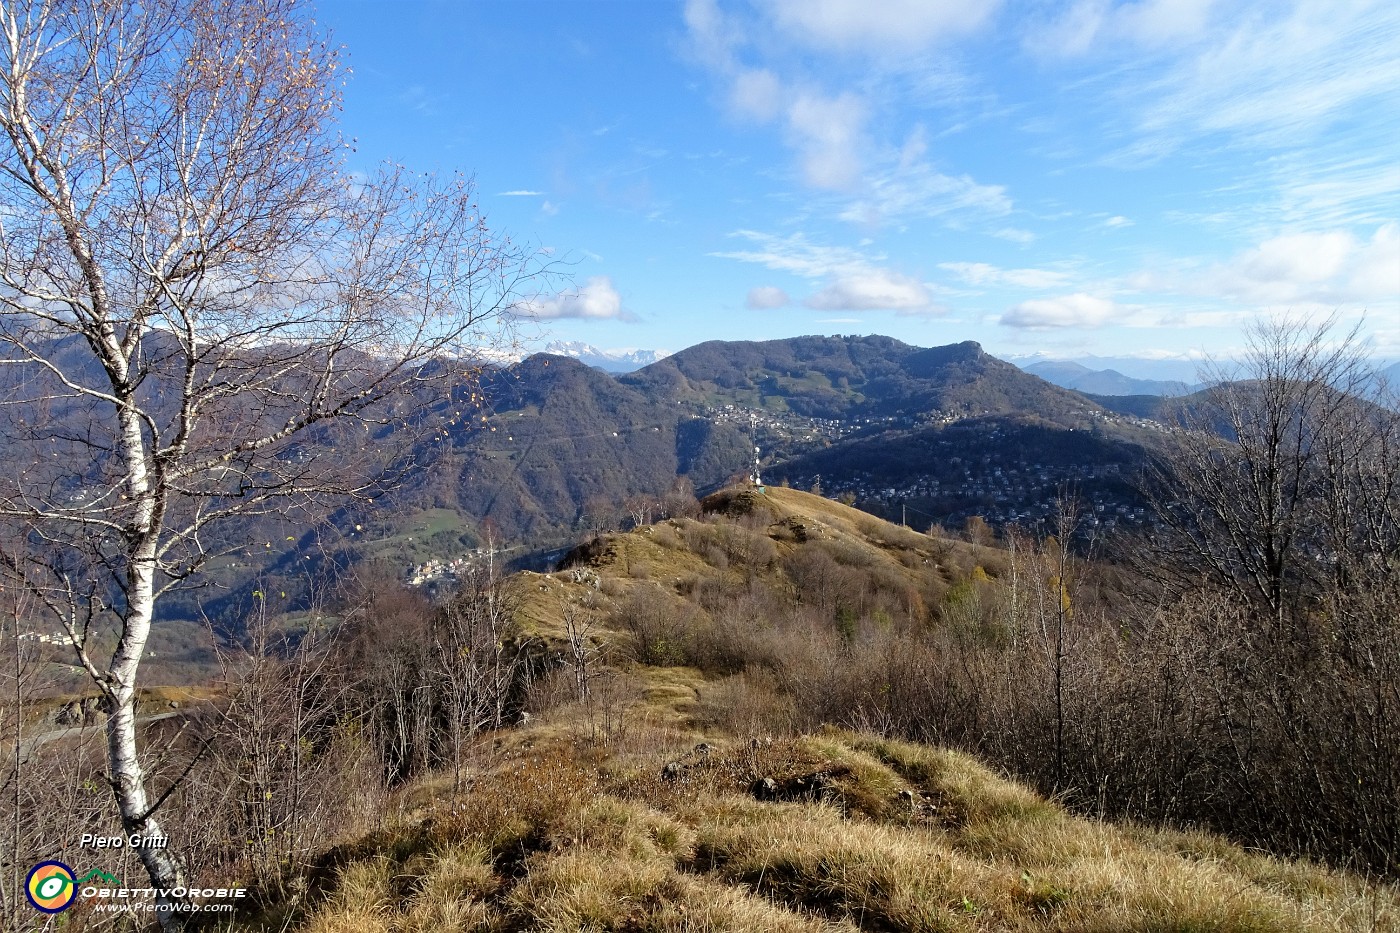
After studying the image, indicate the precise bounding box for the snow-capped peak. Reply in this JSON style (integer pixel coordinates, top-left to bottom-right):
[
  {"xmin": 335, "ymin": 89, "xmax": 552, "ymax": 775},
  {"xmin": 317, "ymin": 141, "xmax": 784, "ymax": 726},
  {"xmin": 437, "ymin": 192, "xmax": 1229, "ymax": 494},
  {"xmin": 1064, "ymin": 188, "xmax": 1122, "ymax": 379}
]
[{"xmin": 542, "ymin": 341, "xmax": 671, "ymax": 373}]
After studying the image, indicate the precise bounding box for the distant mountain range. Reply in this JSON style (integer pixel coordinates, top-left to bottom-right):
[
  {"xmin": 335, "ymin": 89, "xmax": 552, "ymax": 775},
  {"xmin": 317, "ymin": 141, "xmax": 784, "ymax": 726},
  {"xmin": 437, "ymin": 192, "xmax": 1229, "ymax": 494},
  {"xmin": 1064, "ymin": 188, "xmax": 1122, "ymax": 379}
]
[
  {"xmin": 1008, "ymin": 353, "xmax": 1205, "ymax": 384},
  {"xmin": 1017, "ymin": 356, "xmax": 1400, "ymax": 400},
  {"xmin": 1020, "ymin": 360, "xmax": 1198, "ymax": 397},
  {"xmin": 540, "ymin": 341, "xmax": 671, "ymax": 372}
]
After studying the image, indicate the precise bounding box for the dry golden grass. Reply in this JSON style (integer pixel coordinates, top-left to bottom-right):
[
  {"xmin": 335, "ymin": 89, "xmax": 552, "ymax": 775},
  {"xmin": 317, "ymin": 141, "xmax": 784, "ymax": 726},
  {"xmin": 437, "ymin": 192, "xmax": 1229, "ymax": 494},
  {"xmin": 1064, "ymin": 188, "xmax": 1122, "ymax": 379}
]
[{"xmin": 220, "ymin": 725, "xmax": 1399, "ymax": 933}]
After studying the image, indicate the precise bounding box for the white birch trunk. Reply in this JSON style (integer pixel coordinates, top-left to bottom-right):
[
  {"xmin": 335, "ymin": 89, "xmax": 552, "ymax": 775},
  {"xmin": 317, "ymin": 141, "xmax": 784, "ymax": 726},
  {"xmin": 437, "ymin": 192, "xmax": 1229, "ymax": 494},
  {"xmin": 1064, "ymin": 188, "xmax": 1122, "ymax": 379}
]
[{"xmin": 106, "ymin": 401, "xmax": 189, "ymax": 925}]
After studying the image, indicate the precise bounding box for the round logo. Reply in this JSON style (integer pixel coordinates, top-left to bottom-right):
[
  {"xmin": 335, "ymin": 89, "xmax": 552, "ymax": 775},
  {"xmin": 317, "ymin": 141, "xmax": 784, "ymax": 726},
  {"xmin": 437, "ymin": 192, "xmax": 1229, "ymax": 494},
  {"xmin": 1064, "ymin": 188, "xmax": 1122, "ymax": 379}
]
[{"xmin": 26, "ymin": 861, "xmax": 77, "ymax": 913}]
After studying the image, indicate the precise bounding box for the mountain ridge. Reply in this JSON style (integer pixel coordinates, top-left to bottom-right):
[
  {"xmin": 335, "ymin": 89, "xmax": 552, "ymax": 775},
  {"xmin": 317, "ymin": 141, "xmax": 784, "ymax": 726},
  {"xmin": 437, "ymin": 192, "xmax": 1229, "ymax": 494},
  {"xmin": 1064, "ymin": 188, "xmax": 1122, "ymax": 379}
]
[
  {"xmin": 1021, "ymin": 360, "xmax": 1197, "ymax": 396},
  {"xmin": 45, "ymin": 333, "xmax": 1164, "ymax": 623},
  {"xmin": 542, "ymin": 340, "xmax": 671, "ymax": 372}
]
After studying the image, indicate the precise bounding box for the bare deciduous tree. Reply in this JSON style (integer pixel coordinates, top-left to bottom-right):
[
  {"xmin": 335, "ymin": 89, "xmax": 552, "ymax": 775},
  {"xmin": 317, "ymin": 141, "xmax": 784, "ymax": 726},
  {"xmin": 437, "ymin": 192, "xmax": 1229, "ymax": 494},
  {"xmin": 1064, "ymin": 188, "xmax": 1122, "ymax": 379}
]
[
  {"xmin": 434, "ymin": 548, "xmax": 533, "ymax": 796},
  {"xmin": 1143, "ymin": 317, "xmax": 1399, "ymax": 627},
  {"xmin": 561, "ymin": 599, "xmax": 600, "ymax": 703},
  {"xmin": 0, "ymin": 0, "xmax": 536, "ymax": 921}
]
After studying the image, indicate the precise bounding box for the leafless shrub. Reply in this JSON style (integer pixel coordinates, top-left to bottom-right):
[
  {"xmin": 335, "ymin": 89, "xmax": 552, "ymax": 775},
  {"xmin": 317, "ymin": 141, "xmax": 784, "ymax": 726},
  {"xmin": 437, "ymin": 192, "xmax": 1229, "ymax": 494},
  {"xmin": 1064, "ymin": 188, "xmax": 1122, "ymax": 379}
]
[
  {"xmin": 614, "ymin": 585, "xmax": 697, "ymax": 667},
  {"xmin": 181, "ymin": 608, "xmax": 383, "ymax": 886},
  {"xmin": 581, "ymin": 670, "xmax": 638, "ymax": 749}
]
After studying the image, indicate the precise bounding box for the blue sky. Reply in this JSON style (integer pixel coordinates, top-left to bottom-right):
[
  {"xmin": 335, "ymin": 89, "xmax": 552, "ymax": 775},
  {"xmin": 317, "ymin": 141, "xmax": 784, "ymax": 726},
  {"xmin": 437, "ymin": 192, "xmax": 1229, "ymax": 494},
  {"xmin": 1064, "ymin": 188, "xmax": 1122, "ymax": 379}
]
[{"xmin": 320, "ymin": 0, "xmax": 1399, "ymax": 364}]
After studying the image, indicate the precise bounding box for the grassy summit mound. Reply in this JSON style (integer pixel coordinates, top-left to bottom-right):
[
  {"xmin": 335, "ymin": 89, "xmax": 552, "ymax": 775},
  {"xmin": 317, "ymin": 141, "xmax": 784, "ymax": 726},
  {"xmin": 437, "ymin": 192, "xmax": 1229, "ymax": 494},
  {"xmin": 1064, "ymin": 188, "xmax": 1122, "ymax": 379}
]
[{"xmin": 227, "ymin": 729, "xmax": 1394, "ymax": 932}]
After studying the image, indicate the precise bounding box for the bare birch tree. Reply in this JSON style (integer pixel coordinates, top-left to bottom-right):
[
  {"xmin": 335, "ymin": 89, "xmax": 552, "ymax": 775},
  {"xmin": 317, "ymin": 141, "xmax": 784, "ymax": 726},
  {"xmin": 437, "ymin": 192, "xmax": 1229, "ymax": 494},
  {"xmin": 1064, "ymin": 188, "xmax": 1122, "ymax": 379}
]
[{"xmin": 0, "ymin": 0, "xmax": 535, "ymax": 923}]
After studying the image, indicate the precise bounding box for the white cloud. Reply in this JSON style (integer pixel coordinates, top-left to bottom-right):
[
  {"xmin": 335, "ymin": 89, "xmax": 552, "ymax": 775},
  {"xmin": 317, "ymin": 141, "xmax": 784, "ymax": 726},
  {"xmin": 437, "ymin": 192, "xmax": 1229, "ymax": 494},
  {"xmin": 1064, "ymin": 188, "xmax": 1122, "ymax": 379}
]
[
  {"xmin": 1217, "ymin": 225, "xmax": 1400, "ymax": 305},
  {"xmin": 1136, "ymin": 224, "xmax": 1400, "ymax": 307},
  {"xmin": 994, "ymin": 227, "xmax": 1037, "ymax": 244},
  {"xmin": 761, "ymin": 0, "xmax": 1001, "ymax": 53},
  {"xmin": 730, "ymin": 68, "xmax": 783, "ymax": 122},
  {"xmin": 1105, "ymin": 215, "xmax": 1133, "ymax": 228},
  {"xmin": 498, "ymin": 189, "xmax": 544, "ymax": 197},
  {"xmin": 1347, "ymin": 223, "xmax": 1400, "ymax": 302},
  {"xmin": 1002, "ymin": 293, "xmax": 1127, "ymax": 329},
  {"xmin": 746, "ymin": 285, "xmax": 791, "ymax": 309},
  {"xmin": 787, "ymin": 91, "xmax": 867, "ymax": 190},
  {"xmin": 805, "ymin": 269, "xmax": 935, "ymax": 311},
  {"xmin": 681, "ymin": 0, "xmax": 1006, "ymax": 208},
  {"xmin": 517, "ymin": 276, "xmax": 628, "ymax": 321},
  {"xmin": 683, "ymin": 0, "xmax": 740, "ymax": 70},
  {"xmin": 938, "ymin": 261, "xmax": 1071, "ymax": 290},
  {"xmin": 1132, "ymin": 347, "xmax": 1211, "ymax": 361},
  {"xmin": 682, "ymin": 2, "xmax": 868, "ymax": 190},
  {"xmin": 1237, "ymin": 231, "xmax": 1352, "ymax": 284}
]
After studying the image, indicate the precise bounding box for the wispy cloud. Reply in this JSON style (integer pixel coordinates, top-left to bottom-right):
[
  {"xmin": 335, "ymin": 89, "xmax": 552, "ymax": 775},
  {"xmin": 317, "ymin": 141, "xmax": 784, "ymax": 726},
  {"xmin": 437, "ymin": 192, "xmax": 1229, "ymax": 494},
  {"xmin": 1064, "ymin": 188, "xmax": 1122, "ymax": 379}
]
[
  {"xmin": 1266, "ymin": 145, "xmax": 1400, "ymax": 229},
  {"xmin": 993, "ymin": 227, "xmax": 1037, "ymax": 244},
  {"xmin": 1025, "ymin": 0, "xmax": 1216, "ymax": 59},
  {"xmin": 711, "ymin": 229, "xmax": 876, "ymax": 279},
  {"xmin": 678, "ymin": 0, "xmax": 1395, "ymax": 350},
  {"xmin": 1084, "ymin": 1, "xmax": 1400, "ymax": 164},
  {"xmin": 713, "ymin": 230, "xmax": 940, "ymax": 313},
  {"xmin": 498, "ymin": 189, "xmax": 545, "ymax": 197},
  {"xmin": 840, "ymin": 157, "xmax": 1011, "ymax": 225},
  {"xmin": 763, "ymin": 0, "xmax": 1001, "ymax": 54},
  {"xmin": 938, "ymin": 261, "xmax": 1071, "ymax": 290},
  {"xmin": 398, "ymin": 84, "xmax": 446, "ymax": 116}
]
